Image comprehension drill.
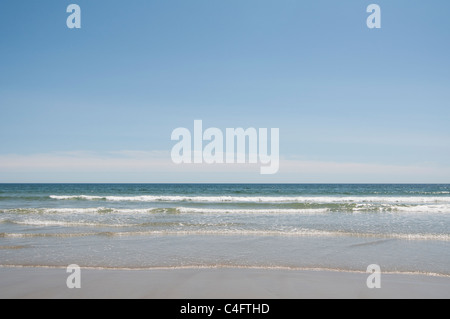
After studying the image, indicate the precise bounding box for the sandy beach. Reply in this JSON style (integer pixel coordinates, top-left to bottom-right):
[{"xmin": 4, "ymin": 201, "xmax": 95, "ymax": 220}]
[{"xmin": 0, "ymin": 266, "xmax": 449, "ymax": 299}]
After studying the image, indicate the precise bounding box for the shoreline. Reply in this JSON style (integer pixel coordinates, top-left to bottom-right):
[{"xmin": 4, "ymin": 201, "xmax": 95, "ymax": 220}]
[
  {"xmin": 1, "ymin": 264, "xmax": 449, "ymax": 278},
  {"xmin": 1, "ymin": 266, "xmax": 449, "ymax": 299}
]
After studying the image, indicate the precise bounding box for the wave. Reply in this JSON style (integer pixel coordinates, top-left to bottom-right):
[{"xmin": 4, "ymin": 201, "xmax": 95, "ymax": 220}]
[
  {"xmin": 8, "ymin": 219, "xmax": 138, "ymax": 228},
  {"xmin": 3, "ymin": 205, "xmax": 450, "ymax": 217},
  {"xmin": 109, "ymin": 230, "xmax": 450, "ymax": 242},
  {"xmin": 2, "ymin": 229, "xmax": 448, "ymax": 241},
  {"xmin": 5, "ymin": 218, "xmax": 236, "ymax": 229},
  {"xmin": 0, "ymin": 232, "xmax": 95, "ymax": 238},
  {"xmin": 351, "ymin": 204, "xmax": 450, "ymax": 214},
  {"xmin": 0, "ymin": 264, "xmax": 447, "ymax": 278},
  {"xmin": 176, "ymin": 207, "xmax": 330, "ymax": 215},
  {"xmin": 49, "ymin": 195, "xmax": 450, "ymax": 204},
  {"xmin": 0, "ymin": 207, "xmax": 329, "ymax": 216},
  {"xmin": 387, "ymin": 205, "xmax": 450, "ymax": 214},
  {"xmin": 0, "ymin": 207, "xmax": 161, "ymax": 215}
]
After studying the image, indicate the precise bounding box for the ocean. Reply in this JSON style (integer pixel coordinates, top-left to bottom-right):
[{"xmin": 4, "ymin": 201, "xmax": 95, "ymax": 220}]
[{"xmin": 0, "ymin": 184, "xmax": 449, "ymax": 276}]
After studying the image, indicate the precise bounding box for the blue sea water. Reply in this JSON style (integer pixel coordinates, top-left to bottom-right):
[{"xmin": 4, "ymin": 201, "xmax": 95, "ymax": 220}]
[{"xmin": 0, "ymin": 184, "xmax": 449, "ymax": 275}]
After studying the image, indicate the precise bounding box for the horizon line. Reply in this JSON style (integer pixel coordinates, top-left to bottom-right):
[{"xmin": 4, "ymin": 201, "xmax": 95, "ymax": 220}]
[{"xmin": 0, "ymin": 182, "xmax": 449, "ymax": 185}]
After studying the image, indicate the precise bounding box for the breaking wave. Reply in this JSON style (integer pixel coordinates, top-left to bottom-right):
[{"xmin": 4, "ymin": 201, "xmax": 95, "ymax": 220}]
[{"xmin": 49, "ymin": 195, "xmax": 450, "ymax": 204}]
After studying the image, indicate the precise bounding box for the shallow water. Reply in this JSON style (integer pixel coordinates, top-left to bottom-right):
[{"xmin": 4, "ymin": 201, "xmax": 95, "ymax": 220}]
[{"xmin": 0, "ymin": 184, "xmax": 449, "ymax": 275}]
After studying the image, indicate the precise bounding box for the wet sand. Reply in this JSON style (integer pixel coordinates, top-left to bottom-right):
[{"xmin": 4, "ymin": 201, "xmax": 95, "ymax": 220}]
[{"xmin": 0, "ymin": 266, "xmax": 449, "ymax": 299}]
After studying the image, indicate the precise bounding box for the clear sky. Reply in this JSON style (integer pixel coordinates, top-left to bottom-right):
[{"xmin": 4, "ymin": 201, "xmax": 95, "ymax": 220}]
[{"xmin": 0, "ymin": 0, "xmax": 449, "ymax": 183}]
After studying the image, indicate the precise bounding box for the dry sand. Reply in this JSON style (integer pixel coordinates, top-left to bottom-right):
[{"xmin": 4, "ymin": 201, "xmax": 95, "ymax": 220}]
[{"xmin": 0, "ymin": 266, "xmax": 449, "ymax": 299}]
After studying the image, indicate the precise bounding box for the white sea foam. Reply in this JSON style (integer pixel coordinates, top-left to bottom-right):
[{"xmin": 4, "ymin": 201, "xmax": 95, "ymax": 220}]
[
  {"xmin": 176, "ymin": 207, "xmax": 329, "ymax": 215},
  {"xmin": 38, "ymin": 208, "xmax": 109, "ymax": 214},
  {"xmin": 49, "ymin": 195, "xmax": 450, "ymax": 204},
  {"xmin": 1, "ymin": 208, "xmax": 161, "ymax": 215},
  {"xmin": 99, "ymin": 229, "xmax": 450, "ymax": 242},
  {"xmin": 1, "ymin": 207, "xmax": 330, "ymax": 216},
  {"xmin": 50, "ymin": 195, "xmax": 105, "ymax": 200},
  {"xmin": 352, "ymin": 204, "xmax": 450, "ymax": 214},
  {"xmin": 2, "ymin": 228, "xmax": 448, "ymax": 241},
  {"xmin": 391, "ymin": 205, "xmax": 450, "ymax": 214},
  {"xmin": 11, "ymin": 219, "xmax": 136, "ymax": 228},
  {"xmin": 0, "ymin": 232, "xmax": 93, "ymax": 238}
]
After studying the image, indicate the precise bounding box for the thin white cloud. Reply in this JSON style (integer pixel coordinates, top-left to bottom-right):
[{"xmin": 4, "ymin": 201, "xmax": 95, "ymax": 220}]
[{"xmin": 0, "ymin": 151, "xmax": 449, "ymax": 183}]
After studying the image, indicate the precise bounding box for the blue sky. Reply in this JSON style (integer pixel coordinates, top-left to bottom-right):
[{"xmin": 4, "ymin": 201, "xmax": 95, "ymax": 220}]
[{"xmin": 0, "ymin": 0, "xmax": 449, "ymax": 182}]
